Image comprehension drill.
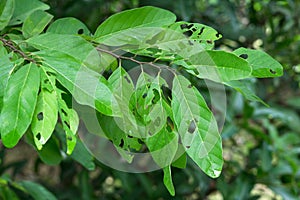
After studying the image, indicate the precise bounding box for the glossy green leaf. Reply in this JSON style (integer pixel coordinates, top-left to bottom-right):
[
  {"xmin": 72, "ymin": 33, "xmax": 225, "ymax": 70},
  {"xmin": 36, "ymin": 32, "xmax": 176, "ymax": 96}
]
[
  {"xmin": 57, "ymin": 90, "xmax": 79, "ymax": 155},
  {"xmin": 22, "ymin": 10, "xmax": 53, "ymax": 39},
  {"xmin": 0, "ymin": 53, "xmax": 14, "ymax": 109},
  {"xmin": 185, "ymin": 50, "xmax": 252, "ymax": 82},
  {"xmin": 39, "ymin": 53, "xmax": 116, "ymax": 116},
  {"xmin": 9, "ymin": 0, "xmax": 49, "ymax": 25},
  {"xmin": 47, "ymin": 17, "xmax": 90, "ymax": 35},
  {"xmin": 19, "ymin": 181, "xmax": 57, "ymax": 200},
  {"xmin": 31, "ymin": 70, "xmax": 58, "ymax": 150},
  {"xmin": 0, "ymin": 0, "xmax": 14, "ymax": 31},
  {"xmin": 233, "ymin": 47, "xmax": 283, "ymax": 77},
  {"xmin": 0, "ymin": 63, "xmax": 40, "ymax": 148},
  {"xmin": 37, "ymin": 136, "xmax": 62, "ymax": 165},
  {"xmin": 171, "ymin": 75, "xmax": 223, "ymax": 178},
  {"xmin": 163, "ymin": 166, "xmax": 175, "ymax": 196},
  {"xmin": 94, "ymin": 6, "xmax": 176, "ymax": 44},
  {"xmin": 27, "ymin": 33, "xmax": 101, "ymax": 71}
]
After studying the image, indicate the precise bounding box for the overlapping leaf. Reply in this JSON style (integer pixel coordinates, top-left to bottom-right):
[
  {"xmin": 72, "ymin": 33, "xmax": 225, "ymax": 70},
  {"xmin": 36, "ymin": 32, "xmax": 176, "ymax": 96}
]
[
  {"xmin": 47, "ymin": 17, "xmax": 91, "ymax": 35},
  {"xmin": 0, "ymin": 63, "xmax": 40, "ymax": 147},
  {"xmin": 0, "ymin": 0, "xmax": 14, "ymax": 31},
  {"xmin": 171, "ymin": 75, "xmax": 223, "ymax": 178}
]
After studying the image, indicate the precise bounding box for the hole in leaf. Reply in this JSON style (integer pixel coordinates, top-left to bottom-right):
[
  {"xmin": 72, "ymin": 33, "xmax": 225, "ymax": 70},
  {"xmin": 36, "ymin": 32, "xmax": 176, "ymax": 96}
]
[
  {"xmin": 67, "ymin": 136, "xmax": 73, "ymax": 141},
  {"xmin": 151, "ymin": 89, "xmax": 160, "ymax": 104},
  {"xmin": 128, "ymin": 135, "xmax": 133, "ymax": 138},
  {"xmin": 206, "ymin": 40, "xmax": 213, "ymax": 44},
  {"xmin": 46, "ymin": 71, "xmax": 56, "ymax": 76},
  {"xmin": 77, "ymin": 28, "xmax": 84, "ymax": 34},
  {"xmin": 270, "ymin": 69, "xmax": 276, "ymax": 74},
  {"xmin": 192, "ymin": 28, "xmax": 197, "ymax": 32},
  {"xmin": 138, "ymin": 139, "xmax": 143, "ymax": 144},
  {"xmin": 187, "ymin": 84, "xmax": 192, "ymax": 88},
  {"xmin": 216, "ymin": 32, "xmax": 221, "ymax": 38},
  {"xmin": 239, "ymin": 54, "xmax": 248, "ymax": 59},
  {"xmin": 61, "ymin": 109, "xmax": 68, "ymax": 117},
  {"xmin": 64, "ymin": 121, "xmax": 70, "ymax": 129},
  {"xmin": 180, "ymin": 24, "xmax": 188, "ymax": 29},
  {"xmin": 184, "ymin": 30, "xmax": 193, "ymax": 37},
  {"xmin": 44, "ymin": 79, "xmax": 49, "ymax": 84},
  {"xmin": 36, "ymin": 133, "xmax": 41, "ymax": 140},
  {"xmin": 142, "ymin": 93, "xmax": 147, "ymax": 98},
  {"xmin": 186, "ymin": 146, "xmax": 190, "ymax": 149},
  {"xmin": 119, "ymin": 139, "xmax": 124, "ymax": 148},
  {"xmin": 198, "ymin": 27, "xmax": 205, "ymax": 36},
  {"xmin": 187, "ymin": 24, "xmax": 193, "ymax": 29},
  {"xmin": 37, "ymin": 112, "xmax": 43, "ymax": 121},
  {"xmin": 188, "ymin": 120, "xmax": 196, "ymax": 134},
  {"xmin": 124, "ymin": 76, "xmax": 131, "ymax": 83}
]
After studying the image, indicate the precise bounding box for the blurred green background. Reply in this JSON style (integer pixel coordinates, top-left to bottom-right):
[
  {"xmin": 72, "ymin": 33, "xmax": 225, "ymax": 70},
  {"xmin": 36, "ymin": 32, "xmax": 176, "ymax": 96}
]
[{"xmin": 1, "ymin": 0, "xmax": 299, "ymax": 199}]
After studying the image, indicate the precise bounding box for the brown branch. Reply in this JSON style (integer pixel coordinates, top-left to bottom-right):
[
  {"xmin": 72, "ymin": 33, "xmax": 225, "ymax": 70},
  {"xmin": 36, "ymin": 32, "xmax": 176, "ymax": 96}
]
[{"xmin": 0, "ymin": 37, "xmax": 36, "ymax": 63}]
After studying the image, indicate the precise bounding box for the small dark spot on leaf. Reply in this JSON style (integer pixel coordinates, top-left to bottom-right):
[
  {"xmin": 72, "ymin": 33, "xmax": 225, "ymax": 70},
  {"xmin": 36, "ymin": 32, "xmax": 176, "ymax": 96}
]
[
  {"xmin": 186, "ymin": 146, "xmax": 190, "ymax": 149},
  {"xmin": 142, "ymin": 93, "xmax": 147, "ymax": 98},
  {"xmin": 192, "ymin": 28, "xmax": 197, "ymax": 32},
  {"xmin": 77, "ymin": 29, "xmax": 84, "ymax": 34},
  {"xmin": 206, "ymin": 40, "xmax": 213, "ymax": 44},
  {"xmin": 188, "ymin": 40, "xmax": 194, "ymax": 45},
  {"xmin": 9, "ymin": 57, "xmax": 13, "ymax": 61},
  {"xmin": 36, "ymin": 133, "xmax": 41, "ymax": 140},
  {"xmin": 67, "ymin": 136, "xmax": 73, "ymax": 141},
  {"xmin": 119, "ymin": 139, "xmax": 124, "ymax": 148},
  {"xmin": 239, "ymin": 54, "xmax": 248, "ymax": 59},
  {"xmin": 128, "ymin": 135, "xmax": 133, "ymax": 138},
  {"xmin": 64, "ymin": 121, "xmax": 70, "ymax": 129},
  {"xmin": 198, "ymin": 27, "xmax": 205, "ymax": 36},
  {"xmin": 187, "ymin": 84, "xmax": 192, "ymax": 88},
  {"xmin": 46, "ymin": 71, "xmax": 56, "ymax": 76},
  {"xmin": 138, "ymin": 139, "xmax": 143, "ymax": 144},
  {"xmin": 216, "ymin": 32, "xmax": 221, "ymax": 38},
  {"xmin": 184, "ymin": 30, "xmax": 193, "ymax": 37},
  {"xmin": 37, "ymin": 112, "xmax": 43, "ymax": 121},
  {"xmin": 44, "ymin": 79, "xmax": 49, "ymax": 84},
  {"xmin": 180, "ymin": 24, "xmax": 188, "ymax": 29},
  {"xmin": 270, "ymin": 69, "xmax": 276, "ymax": 74},
  {"xmin": 188, "ymin": 120, "xmax": 196, "ymax": 134},
  {"xmin": 124, "ymin": 76, "xmax": 131, "ymax": 84}
]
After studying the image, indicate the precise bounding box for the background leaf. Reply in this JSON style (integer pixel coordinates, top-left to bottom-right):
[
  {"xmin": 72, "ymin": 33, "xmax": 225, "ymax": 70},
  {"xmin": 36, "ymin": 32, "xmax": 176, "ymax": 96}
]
[
  {"xmin": 19, "ymin": 181, "xmax": 57, "ymax": 200},
  {"xmin": 0, "ymin": 0, "xmax": 14, "ymax": 31}
]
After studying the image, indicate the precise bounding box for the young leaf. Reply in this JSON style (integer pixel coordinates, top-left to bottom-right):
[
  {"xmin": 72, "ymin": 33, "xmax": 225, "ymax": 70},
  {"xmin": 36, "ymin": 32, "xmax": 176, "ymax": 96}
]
[
  {"xmin": 31, "ymin": 70, "xmax": 58, "ymax": 150},
  {"xmin": 0, "ymin": 0, "xmax": 14, "ymax": 31},
  {"xmin": 233, "ymin": 47, "xmax": 283, "ymax": 77},
  {"xmin": 94, "ymin": 6, "xmax": 176, "ymax": 44},
  {"xmin": 163, "ymin": 166, "xmax": 175, "ymax": 196},
  {"xmin": 9, "ymin": 0, "xmax": 49, "ymax": 25},
  {"xmin": 184, "ymin": 50, "xmax": 252, "ymax": 82},
  {"xmin": 0, "ymin": 63, "xmax": 40, "ymax": 148},
  {"xmin": 47, "ymin": 17, "xmax": 90, "ymax": 35},
  {"xmin": 171, "ymin": 75, "xmax": 223, "ymax": 178},
  {"xmin": 22, "ymin": 10, "xmax": 53, "ymax": 39},
  {"xmin": 27, "ymin": 33, "xmax": 101, "ymax": 71}
]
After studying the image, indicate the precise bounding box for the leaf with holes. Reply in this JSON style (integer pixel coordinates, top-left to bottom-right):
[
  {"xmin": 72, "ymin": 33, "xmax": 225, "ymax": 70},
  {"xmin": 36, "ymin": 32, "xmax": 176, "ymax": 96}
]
[
  {"xmin": 0, "ymin": 0, "xmax": 14, "ymax": 31},
  {"xmin": 22, "ymin": 10, "xmax": 53, "ymax": 38},
  {"xmin": 31, "ymin": 70, "xmax": 58, "ymax": 150},
  {"xmin": 233, "ymin": 47, "xmax": 283, "ymax": 77},
  {"xmin": 94, "ymin": 6, "xmax": 176, "ymax": 45},
  {"xmin": 183, "ymin": 50, "xmax": 252, "ymax": 82},
  {"xmin": 47, "ymin": 17, "xmax": 90, "ymax": 35},
  {"xmin": 171, "ymin": 75, "xmax": 223, "ymax": 178},
  {"xmin": 0, "ymin": 63, "xmax": 40, "ymax": 148},
  {"xmin": 57, "ymin": 89, "xmax": 79, "ymax": 155}
]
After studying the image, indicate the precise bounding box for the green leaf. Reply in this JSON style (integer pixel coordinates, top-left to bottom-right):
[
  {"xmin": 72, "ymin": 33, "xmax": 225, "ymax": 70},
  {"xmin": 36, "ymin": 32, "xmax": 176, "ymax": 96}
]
[
  {"xmin": 94, "ymin": 6, "xmax": 176, "ymax": 44},
  {"xmin": 0, "ymin": 0, "xmax": 14, "ymax": 31},
  {"xmin": 22, "ymin": 10, "xmax": 53, "ymax": 39},
  {"xmin": 0, "ymin": 53, "xmax": 14, "ymax": 109},
  {"xmin": 0, "ymin": 63, "xmax": 40, "ymax": 148},
  {"xmin": 9, "ymin": 0, "xmax": 49, "ymax": 25},
  {"xmin": 171, "ymin": 75, "xmax": 223, "ymax": 178},
  {"xmin": 163, "ymin": 166, "xmax": 175, "ymax": 196},
  {"xmin": 70, "ymin": 139, "xmax": 95, "ymax": 170},
  {"xmin": 184, "ymin": 50, "xmax": 252, "ymax": 82},
  {"xmin": 39, "ymin": 53, "xmax": 116, "ymax": 116},
  {"xmin": 37, "ymin": 136, "xmax": 62, "ymax": 165},
  {"xmin": 27, "ymin": 33, "xmax": 101, "ymax": 71},
  {"xmin": 224, "ymin": 80, "xmax": 268, "ymax": 106},
  {"xmin": 233, "ymin": 47, "xmax": 283, "ymax": 77},
  {"xmin": 19, "ymin": 181, "xmax": 57, "ymax": 200},
  {"xmin": 47, "ymin": 17, "xmax": 90, "ymax": 35},
  {"xmin": 31, "ymin": 70, "xmax": 58, "ymax": 150},
  {"xmin": 57, "ymin": 90, "xmax": 79, "ymax": 155}
]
